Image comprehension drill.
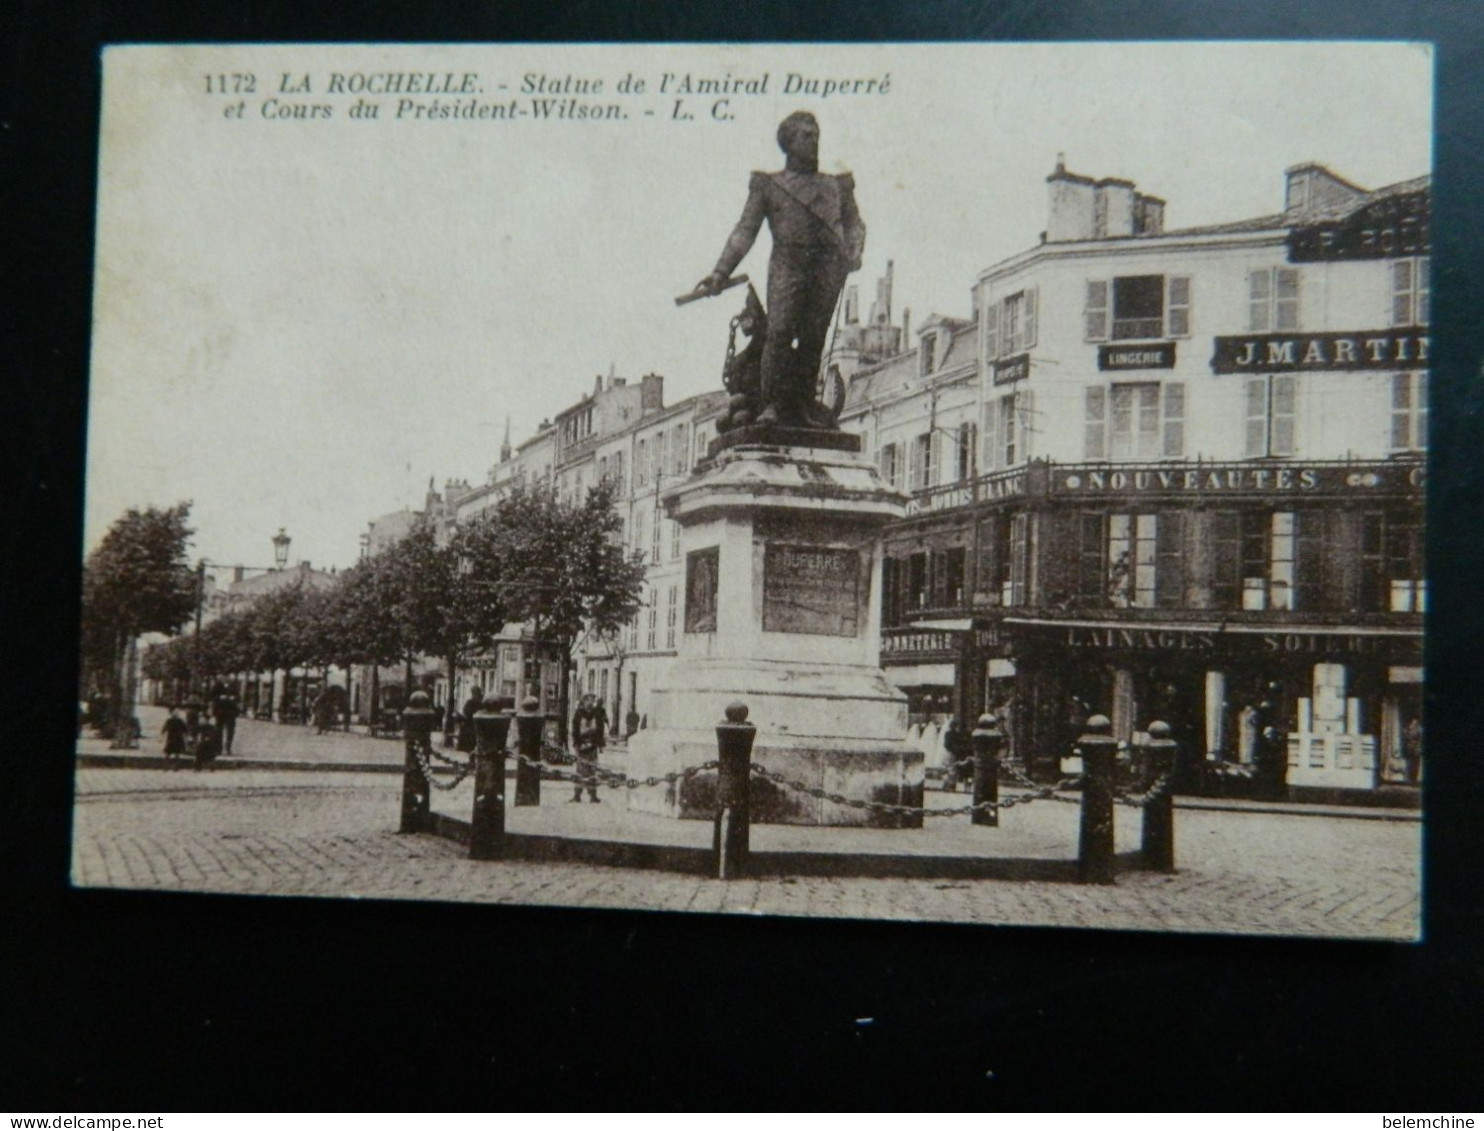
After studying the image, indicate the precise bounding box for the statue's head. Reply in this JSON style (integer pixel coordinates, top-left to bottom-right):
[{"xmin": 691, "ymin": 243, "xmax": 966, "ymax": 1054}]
[{"xmin": 776, "ymin": 111, "xmax": 820, "ymax": 165}]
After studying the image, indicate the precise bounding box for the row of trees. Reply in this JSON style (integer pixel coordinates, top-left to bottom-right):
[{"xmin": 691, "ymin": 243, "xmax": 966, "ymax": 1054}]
[{"xmin": 130, "ymin": 479, "xmax": 646, "ymax": 739}]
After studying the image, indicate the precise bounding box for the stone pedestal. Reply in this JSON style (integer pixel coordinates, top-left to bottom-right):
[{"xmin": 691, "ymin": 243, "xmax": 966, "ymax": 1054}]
[{"xmin": 625, "ymin": 433, "xmax": 921, "ymax": 827}]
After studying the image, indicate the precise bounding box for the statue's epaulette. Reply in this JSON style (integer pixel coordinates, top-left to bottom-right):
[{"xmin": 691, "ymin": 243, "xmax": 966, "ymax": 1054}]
[
  {"xmin": 749, "ymin": 171, "xmax": 772, "ymax": 191},
  {"xmin": 836, "ymin": 171, "xmax": 855, "ymax": 189}
]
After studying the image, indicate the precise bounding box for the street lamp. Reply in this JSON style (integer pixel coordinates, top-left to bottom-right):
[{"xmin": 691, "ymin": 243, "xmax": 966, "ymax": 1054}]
[{"xmin": 272, "ymin": 527, "xmax": 292, "ymax": 570}]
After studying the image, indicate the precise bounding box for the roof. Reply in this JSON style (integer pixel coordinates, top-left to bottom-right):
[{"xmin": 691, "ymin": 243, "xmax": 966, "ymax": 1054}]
[{"xmin": 1162, "ymin": 172, "xmax": 1430, "ymax": 238}]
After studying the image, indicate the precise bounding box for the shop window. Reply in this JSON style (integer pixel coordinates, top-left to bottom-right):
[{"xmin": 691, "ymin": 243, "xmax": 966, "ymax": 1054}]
[
  {"xmin": 1214, "ymin": 510, "xmax": 1326, "ymax": 611},
  {"xmin": 1084, "ymin": 382, "xmax": 1184, "ymax": 460},
  {"xmin": 944, "ymin": 547, "xmax": 966, "ymax": 607},
  {"xmin": 976, "ymin": 515, "xmax": 1012, "ymax": 606},
  {"xmin": 1390, "ymin": 372, "xmax": 1428, "ymax": 452},
  {"xmin": 1108, "ymin": 513, "xmax": 1158, "ymax": 608},
  {"xmin": 1248, "ymin": 267, "xmax": 1301, "ymax": 332},
  {"xmin": 1085, "ymin": 275, "xmax": 1190, "ymax": 342},
  {"xmin": 882, "ymin": 557, "xmax": 904, "ymax": 626},
  {"xmin": 1245, "ymin": 375, "xmax": 1297, "ymax": 457},
  {"xmin": 908, "ymin": 552, "xmax": 929, "ymax": 610},
  {"xmin": 1391, "ymin": 257, "xmax": 1430, "ymax": 326},
  {"xmin": 1361, "ymin": 510, "xmax": 1426, "ymax": 613}
]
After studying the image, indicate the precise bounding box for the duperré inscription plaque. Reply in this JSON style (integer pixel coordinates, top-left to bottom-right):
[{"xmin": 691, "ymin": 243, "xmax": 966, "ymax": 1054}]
[
  {"xmin": 762, "ymin": 543, "xmax": 861, "ymax": 637},
  {"xmin": 685, "ymin": 546, "xmax": 720, "ymax": 633}
]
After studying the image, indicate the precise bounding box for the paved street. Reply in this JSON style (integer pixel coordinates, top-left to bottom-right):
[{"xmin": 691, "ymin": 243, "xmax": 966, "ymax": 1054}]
[{"xmin": 71, "ymin": 712, "xmax": 1422, "ymax": 940}]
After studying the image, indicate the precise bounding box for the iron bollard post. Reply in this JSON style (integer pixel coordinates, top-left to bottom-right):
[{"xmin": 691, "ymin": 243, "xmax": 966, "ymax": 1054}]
[
  {"xmin": 399, "ymin": 691, "xmax": 436, "ymax": 834},
  {"xmin": 713, "ymin": 702, "xmax": 757, "ymax": 880},
  {"xmin": 970, "ymin": 713, "xmax": 1005, "ymax": 827},
  {"xmin": 469, "ymin": 706, "xmax": 514, "ymax": 860},
  {"xmin": 1075, "ymin": 714, "xmax": 1119, "ymax": 885},
  {"xmin": 1141, "ymin": 720, "xmax": 1178, "ymax": 873},
  {"xmin": 513, "ymin": 695, "xmax": 544, "ymax": 807}
]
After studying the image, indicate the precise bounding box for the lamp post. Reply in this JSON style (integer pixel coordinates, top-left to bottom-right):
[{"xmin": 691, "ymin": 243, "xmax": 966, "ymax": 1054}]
[{"xmin": 272, "ymin": 527, "xmax": 292, "ymax": 570}]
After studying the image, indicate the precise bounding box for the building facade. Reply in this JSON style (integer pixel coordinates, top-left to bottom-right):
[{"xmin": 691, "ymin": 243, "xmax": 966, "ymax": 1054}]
[{"xmin": 840, "ymin": 159, "xmax": 1427, "ymax": 800}]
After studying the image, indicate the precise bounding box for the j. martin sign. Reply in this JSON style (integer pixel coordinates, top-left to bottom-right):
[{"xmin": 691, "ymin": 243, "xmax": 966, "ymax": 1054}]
[{"xmin": 1210, "ymin": 329, "xmax": 1427, "ymax": 373}]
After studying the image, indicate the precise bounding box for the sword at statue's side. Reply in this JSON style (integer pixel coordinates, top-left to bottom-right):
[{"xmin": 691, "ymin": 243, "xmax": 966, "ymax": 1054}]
[{"xmin": 674, "ymin": 273, "xmax": 750, "ymax": 307}]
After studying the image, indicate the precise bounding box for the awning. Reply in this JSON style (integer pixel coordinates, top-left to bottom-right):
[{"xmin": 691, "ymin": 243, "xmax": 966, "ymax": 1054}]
[{"xmin": 882, "ymin": 662, "xmax": 956, "ymax": 687}]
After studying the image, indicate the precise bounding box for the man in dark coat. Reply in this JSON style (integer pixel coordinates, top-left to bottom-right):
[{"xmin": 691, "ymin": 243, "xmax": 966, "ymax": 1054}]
[
  {"xmin": 697, "ymin": 111, "xmax": 866, "ymax": 429},
  {"xmin": 457, "ymin": 686, "xmax": 484, "ymax": 753},
  {"xmin": 211, "ymin": 685, "xmax": 240, "ymax": 755},
  {"xmin": 570, "ymin": 693, "xmax": 607, "ymax": 803}
]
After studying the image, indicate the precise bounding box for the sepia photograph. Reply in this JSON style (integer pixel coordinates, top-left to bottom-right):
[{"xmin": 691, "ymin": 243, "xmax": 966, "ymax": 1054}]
[{"xmin": 74, "ymin": 41, "xmax": 1431, "ymax": 942}]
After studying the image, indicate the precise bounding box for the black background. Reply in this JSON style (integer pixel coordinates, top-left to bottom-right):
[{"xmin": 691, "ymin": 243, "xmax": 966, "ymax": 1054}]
[{"xmin": 7, "ymin": 0, "xmax": 1484, "ymax": 1111}]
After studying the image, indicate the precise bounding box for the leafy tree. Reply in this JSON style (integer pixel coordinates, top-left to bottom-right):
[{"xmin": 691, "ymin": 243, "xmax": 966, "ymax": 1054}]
[
  {"xmin": 473, "ymin": 478, "xmax": 646, "ymax": 741},
  {"xmin": 244, "ymin": 582, "xmax": 308, "ymax": 719},
  {"xmin": 80, "ymin": 503, "xmax": 198, "ymax": 742}
]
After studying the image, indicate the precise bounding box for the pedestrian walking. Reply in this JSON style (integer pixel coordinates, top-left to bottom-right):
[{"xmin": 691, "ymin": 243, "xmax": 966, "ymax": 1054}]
[
  {"xmin": 161, "ymin": 707, "xmax": 188, "ymax": 767},
  {"xmin": 570, "ymin": 693, "xmax": 606, "ymax": 803},
  {"xmin": 311, "ymin": 686, "xmax": 335, "ymax": 734},
  {"xmin": 191, "ymin": 719, "xmax": 222, "ymax": 772},
  {"xmin": 941, "ymin": 715, "xmax": 969, "ymax": 792},
  {"xmin": 212, "ymin": 685, "xmax": 240, "ymax": 755},
  {"xmin": 456, "ymin": 687, "xmax": 483, "ymax": 753}
]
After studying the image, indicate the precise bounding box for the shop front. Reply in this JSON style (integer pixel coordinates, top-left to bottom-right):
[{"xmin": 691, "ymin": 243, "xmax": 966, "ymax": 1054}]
[{"xmin": 1003, "ymin": 617, "xmax": 1422, "ymax": 803}]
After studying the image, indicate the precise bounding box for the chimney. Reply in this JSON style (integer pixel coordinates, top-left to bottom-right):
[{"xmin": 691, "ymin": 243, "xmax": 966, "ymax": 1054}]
[
  {"xmin": 594, "ymin": 374, "xmax": 603, "ymax": 396},
  {"xmin": 640, "ymin": 372, "xmax": 665, "ymax": 413},
  {"xmin": 607, "ymin": 362, "xmax": 617, "ymax": 390},
  {"xmin": 1095, "ymin": 178, "xmax": 1136, "ymax": 238},
  {"xmin": 234, "ymin": 566, "xmax": 244, "ymax": 583},
  {"xmin": 844, "ymin": 285, "xmax": 859, "ymax": 325},
  {"xmin": 902, "ymin": 307, "xmax": 911, "ymax": 343},
  {"xmin": 1046, "ymin": 153, "xmax": 1097, "ymax": 242},
  {"xmin": 1135, "ymin": 193, "xmax": 1165, "ymax": 235}
]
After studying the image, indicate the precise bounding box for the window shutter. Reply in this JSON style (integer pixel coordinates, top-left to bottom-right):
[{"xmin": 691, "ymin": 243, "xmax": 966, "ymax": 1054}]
[
  {"xmin": 1025, "ymin": 287, "xmax": 1038, "ymax": 348},
  {"xmin": 1212, "ymin": 511, "xmax": 1241, "ymax": 608},
  {"xmin": 1156, "ymin": 511, "xmax": 1185, "ymax": 608},
  {"xmin": 1162, "ymin": 382, "xmax": 1185, "ymax": 458},
  {"xmin": 927, "ymin": 431, "xmax": 942, "ymax": 486},
  {"xmin": 1392, "ymin": 260, "xmax": 1413, "ymax": 326},
  {"xmin": 984, "ymin": 300, "xmax": 1000, "ymax": 361},
  {"xmin": 1248, "ymin": 270, "xmax": 1271, "ymax": 333},
  {"xmin": 1085, "ymin": 281, "xmax": 1109, "ymax": 342},
  {"xmin": 1016, "ymin": 390, "xmax": 1033, "ymax": 464},
  {"xmin": 1275, "ymin": 268, "xmax": 1300, "ymax": 331},
  {"xmin": 1167, "ymin": 276, "xmax": 1191, "ymax": 337},
  {"xmin": 1417, "ymin": 258, "xmax": 1430, "ymax": 324},
  {"xmin": 1009, "ymin": 513, "xmax": 1028, "ymax": 607},
  {"xmin": 983, "ymin": 398, "xmax": 999, "ymax": 471},
  {"xmin": 1244, "ymin": 378, "xmax": 1268, "ymax": 457},
  {"xmin": 1084, "ymin": 386, "xmax": 1107, "ymax": 460},
  {"xmin": 1272, "ymin": 375, "xmax": 1297, "ymax": 455}
]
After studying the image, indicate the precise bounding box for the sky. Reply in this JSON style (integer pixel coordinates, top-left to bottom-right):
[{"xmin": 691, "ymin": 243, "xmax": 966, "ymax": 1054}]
[{"xmin": 85, "ymin": 42, "xmax": 1432, "ymax": 576}]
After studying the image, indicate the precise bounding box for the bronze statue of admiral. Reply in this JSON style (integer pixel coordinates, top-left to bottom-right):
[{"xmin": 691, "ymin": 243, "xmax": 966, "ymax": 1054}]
[{"xmin": 695, "ymin": 111, "xmax": 866, "ymax": 431}]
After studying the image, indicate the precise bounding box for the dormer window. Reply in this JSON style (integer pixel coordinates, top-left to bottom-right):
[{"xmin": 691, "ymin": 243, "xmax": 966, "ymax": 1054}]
[
  {"xmin": 920, "ymin": 331, "xmax": 941, "ymax": 377},
  {"xmin": 1286, "ymin": 171, "xmax": 1311, "ymax": 211}
]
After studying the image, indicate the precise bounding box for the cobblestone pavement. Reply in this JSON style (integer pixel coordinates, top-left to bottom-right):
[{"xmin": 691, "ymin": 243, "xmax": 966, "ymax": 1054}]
[{"xmin": 70, "ymin": 765, "xmax": 1421, "ymax": 940}]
